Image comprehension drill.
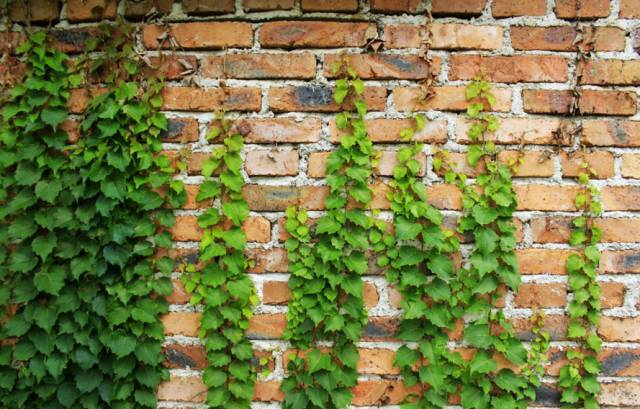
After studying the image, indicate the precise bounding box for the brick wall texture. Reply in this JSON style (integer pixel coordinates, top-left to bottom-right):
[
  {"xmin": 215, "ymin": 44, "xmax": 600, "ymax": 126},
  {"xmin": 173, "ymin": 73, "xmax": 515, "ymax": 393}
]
[{"xmin": 4, "ymin": 0, "xmax": 640, "ymax": 407}]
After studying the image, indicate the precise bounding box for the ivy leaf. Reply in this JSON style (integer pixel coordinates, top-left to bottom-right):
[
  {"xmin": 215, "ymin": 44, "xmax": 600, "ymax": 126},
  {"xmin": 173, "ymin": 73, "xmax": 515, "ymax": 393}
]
[
  {"xmin": 34, "ymin": 265, "xmax": 66, "ymax": 295},
  {"xmin": 9, "ymin": 246, "xmax": 38, "ymax": 273},
  {"xmin": 223, "ymin": 201, "xmax": 249, "ymax": 226},
  {"xmin": 464, "ymin": 323, "xmax": 493, "ymax": 349},
  {"xmin": 35, "ymin": 179, "xmax": 62, "ymax": 203},
  {"xmin": 227, "ymin": 279, "xmax": 252, "ymax": 300},
  {"xmin": 306, "ymin": 349, "xmax": 333, "ymax": 373},
  {"xmin": 472, "ymin": 205, "xmax": 498, "ymax": 225},
  {"xmin": 33, "ymin": 305, "xmax": 57, "ymax": 333},
  {"xmin": 104, "ymin": 244, "xmax": 129, "ymax": 267},
  {"xmin": 460, "ymin": 385, "xmax": 487, "ymax": 409},
  {"xmin": 395, "ymin": 346, "xmax": 419, "ymax": 368},
  {"xmin": 56, "ymin": 382, "xmax": 80, "ymax": 406},
  {"xmin": 41, "ymin": 107, "xmax": 68, "ymax": 129},
  {"xmin": 470, "ymin": 351, "xmax": 497, "ymax": 374},
  {"xmin": 395, "ymin": 216, "xmax": 421, "ymax": 240},
  {"xmin": 397, "ymin": 246, "xmax": 423, "ymax": 267},
  {"xmin": 107, "ymin": 333, "xmax": 137, "ymax": 358},
  {"xmin": 427, "ymin": 255, "xmax": 452, "ymax": 280},
  {"xmin": 470, "ymin": 253, "xmax": 499, "ymax": 277},
  {"xmin": 32, "ymin": 232, "xmax": 57, "ymax": 261}
]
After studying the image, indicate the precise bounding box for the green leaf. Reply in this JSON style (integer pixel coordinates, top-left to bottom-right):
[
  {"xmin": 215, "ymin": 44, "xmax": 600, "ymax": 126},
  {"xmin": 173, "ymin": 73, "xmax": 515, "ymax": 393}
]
[
  {"xmin": 395, "ymin": 346, "xmax": 419, "ymax": 367},
  {"xmin": 464, "ymin": 323, "xmax": 493, "ymax": 349},
  {"xmin": 306, "ymin": 349, "xmax": 333, "ymax": 373},
  {"xmin": 104, "ymin": 244, "xmax": 129, "ymax": 267},
  {"xmin": 223, "ymin": 201, "xmax": 249, "ymax": 226},
  {"xmin": 395, "ymin": 216, "xmax": 421, "ymax": 241},
  {"xmin": 472, "ymin": 205, "xmax": 498, "ymax": 225},
  {"xmin": 35, "ymin": 179, "xmax": 62, "ymax": 203},
  {"xmin": 32, "ymin": 232, "xmax": 57, "ymax": 261},
  {"xmin": 34, "ymin": 266, "xmax": 66, "ymax": 295},
  {"xmin": 41, "ymin": 107, "xmax": 68, "ymax": 129},
  {"xmin": 470, "ymin": 351, "xmax": 497, "ymax": 374},
  {"xmin": 108, "ymin": 333, "xmax": 137, "ymax": 358}
]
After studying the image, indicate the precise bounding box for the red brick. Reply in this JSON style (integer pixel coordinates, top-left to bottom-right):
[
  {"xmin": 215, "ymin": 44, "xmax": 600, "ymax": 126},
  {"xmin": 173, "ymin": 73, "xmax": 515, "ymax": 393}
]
[
  {"xmin": 394, "ymin": 86, "xmax": 511, "ymax": 112},
  {"xmin": 243, "ymin": 185, "xmax": 329, "ymax": 211},
  {"xmin": 621, "ymin": 154, "xmax": 640, "ymax": 178},
  {"xmin": 67, "ymin": 88, "xmax": 108, "ymax": 114},
  {"xmin": 259, "ymin": 21, "xmax": 375, "ymax": 48},
  {"xmin": 431, "ymin": 23, "xmax": 503, "ymax": 50},
  {"xmin": 370, "ymin": 0, "xmax": 420, "ymax": 13},
  {"xmin": 324, "ymin": 54, "xmax": 439, "ymax": 80},
  {"xmin": 243, "ymin": 0, "xmax": 294, "ymax": 11},
  {"xmin": 515, "ymin": 184, "xmax": 580, "ymax": 211},
  {"xmin": 247, "ymin": 314, "xmax": 286, "ymax": 339},
  {"xmin": 308, "ymin": 150, "xmax": 426, "ymax": 178},
  {"xmin": 599, "ymin": 317, "xmax": 640, "ymax": 342},
  {"xmin": 233, "ymin": 118, "xmax": 322, "ymax": 143},
  {"xmin": 449, "ymin": 55, "xmax": 568, "ymax": 83},
  {"xmin": 158, "ymin": 376, "xmax": 206, "ymax": 402},
  {"xmin": 560, "ymin": 151, "xmax": 615, "ymax": 179},
  {"xmin": 498, "ymin": 151, "xmax": 554, "ymax": 177},
  {"xmin": 247, "ymin": 248, "xmax": 289, "ymax": 273},
  {"xmin": 269, "ymin": 86, "xmax": 387, "ymax": 112},
  {"xmin": 517, "ymin": 249, "xmax": 574, "ymax": 275},
  {"xmin": 492, "ymin": 0, "xmax": 547, "ymax": 17},
  {"xmin": 143, "ymin": 22, "xmax": 253, "ymax": 49},
  {"xmin": 162, "ymin": 118, "xmax": 199, "ymax": 143},
  {"xmin": 511, "ymin": 26, "xmax": 625, "ymax": 51},
  {"xmin": 263, "ymin": 281, "xmax": 379, "ymax": 308},
  {"xmin": 329, "ymin": 118, "xmax": 448, "ymax": 144},
  {"xmin": 67, "ymin": 0, "xmax": 117, "ymax": 21},
  {"xmin": 254, "ymin": 381, "xmax": 285, "ymax": 401},
  {"xmin": 357, "ymin": 349, "xmax": 398, "ymax": 375},
  {"xmin": 513, "ymin": 283, "xmax": 567, "ymax": 308},
  {"xmin": 383, "ymin": 24, "xmax": 421, "ymax": 48},
  {"xmin": 431, "ymin": 0, "xmax": 486, "ymax": 15},
  {"xmin": 456, "ymin": 118, "xmax": 570, "ymax": 145},
  {"xmin": 602, "ymin": 186, "xmax": 640, "ymax": 211},
  {"xmin": 599, "ymin": 382, "xmax": 640, "ymax": 406},
  {"xmin": 531, "ymin": 216, "xmax": 640, "ymax": 243},
  {"xmin": 0, "ymin": 32, "xmax": 25, "ymax": 54},
  {"xmin": 522, "ymin": 89, "xmax": 638, "ymax": 116},
  {"xmin": 597, "ymin": 218, "xmax": 640, "ymax": 243},
  {"xmin": 167, "ymin": 280, "xmax": 191, "ymax": 305},
  {"xmin": 352, "ymin": 380, "xmax": 417, "ymax": 405},
  {"xmin": 512, "ymin": 315, "xmax": 568, "ymax": 341},
  {"xmin": 161, "ymin": 87, "xmax": 261, "ymax": 112},
  {"xmin": 245, "ymin": 149, "xmax": 299, "ymax": 176},
  {"xmin": 201, "ymin": 53, "xmax": 316, "ymax": 79},
  {"xmin": 580, "ymin": 59, "xmax": 640, "ymax": 85},
  {"xmin": 301, "ymin": 0, "xmax": 358, "ymax": 12},
  {"xmin": 124, "ymin": 0, "xmax": 173, "ymax": 17},
  {"xmin": 555, "ymin": 0, "xmax": 610, "ymax": 19},
  {"xmin": 9, "ymin": 0, "xmax": 60, "ymax": 22},
  {"xmin": 582, "ymin": 120, "xmax": 640, "ymax": 147},
  {"xmin": 144, "ymin": 55, "xmax": 198, "ymax": 80},
  {"xmin": 171, "ymin": 215, "xmax": 270, "ymax": 242},
  {"xmin": 163, "ymin": 344, "xmax": 206, "ymax": 369},
  {"xmin": 600, "ymin": 250, "xmax": 640, "ymax": 273},
  {"xmin": 162, "ymin": 312, "xmax": 200, "ymax": 336},
  {"xmin": 620, "ymin": 0, "xmax": 640, "ymax": 17},
  {"xmin": 183, "ymin": 0, "xmax": 235, "ymax": 14},
  {"xmin": 601, "ymin": 282, "xmax": 626, "ymax": 308}
]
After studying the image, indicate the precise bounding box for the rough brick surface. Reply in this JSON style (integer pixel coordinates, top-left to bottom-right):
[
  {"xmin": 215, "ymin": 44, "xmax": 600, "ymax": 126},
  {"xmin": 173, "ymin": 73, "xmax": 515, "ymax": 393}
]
[{"xmin": 36, "ymin": 2, "xmax": 640, "ymax": 407}]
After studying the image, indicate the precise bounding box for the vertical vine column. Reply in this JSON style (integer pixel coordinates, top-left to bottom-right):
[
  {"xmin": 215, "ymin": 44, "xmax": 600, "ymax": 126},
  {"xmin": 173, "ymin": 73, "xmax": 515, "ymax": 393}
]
[{"xmin": 281, "ymin": 60, "xmax": 382, "ymax": 409}]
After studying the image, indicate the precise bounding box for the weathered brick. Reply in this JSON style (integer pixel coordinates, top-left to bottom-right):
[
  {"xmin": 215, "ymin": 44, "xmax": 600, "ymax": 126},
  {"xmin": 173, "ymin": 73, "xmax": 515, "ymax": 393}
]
[
  {"xmin": 492, "ymin": 0, "xmax": 547, "ymax": 17},
  {"xmin": 308, "ymin": 150, "xmax": 426, "ymax": 178},
  {"xmin": 512, "ymin": 315, "xmax": 568, "ymax": 341},
  {"xmin": 603, "ymin": 186, "xmax": 640, "ymax": 211},
  {"xmin": 599, "ymin": 382, "xmax": 640, "ymax": 406},
  {"xmin": 167, "ymin": 280, "xmax": 191, "ymax": 305},
  {"xmin": 245, "ymin": 149, "xmax": 299, "ymax": 176},
  {"xmin": 513, "ymin": 283, "xmax": 567, "ymax": 308},
  {"xmin": 247, "ymin": 248, "xmax": 289, "ymax": 273},
  {"xmin": 269, "ymin": 86, "xmax": 387, "ymax": 112},
  {"xmin": 9, "ymin": 0, "xmax": 60, "ymax": 23},
  {"xmin": 394, "ymin": 86, "xmax": 511, "ymax": 112},
  {"xmin": 579, "ymin": 59, "xmax": 640, "ymax": 85},
  {"xmin": 254, "ymin": 381, "xmax": 285, "ymax": 401},
  {"xmin": 158, "ymin": 376, "xmax": 206, "ymax": 402},
  {"xmin": 171, "ymin": 215, "xmax": 270, "ymax": 242},
  {"xmin": 357, "ymin": 348, "xmax": 398, "ymax": 375},
  {"xmin": 383, "ymin": 24, "xmax": 421, "ymax": 48},
  {"xmin": 352, "ymin": 380, "xmax": 417, "ymax": 405},
  {"xmin": 67, "ymin": 88, "xmax": 108, "ymax": 114},
  {"xmin": 555, "ymin": 0, "xmax": 610, "ymax": 19},
  {"xmin": 143, "ymin": 22, "xmax": 253, "ymax": 49},
  {"xmin": 620, "ymin": 0, "xmax": 640, "ymax": 17},
  {"xmin": 201, "ymin": 53, "xmax": 316, "ymax": 79},
  {"xmin": 599, "ymin": 317, "xmax": 640, "ymax": 342},
  {"xmin": 511, "ymin": 26, "xmax": 625, "ymax": 51},
  {"xmin": 449, "ymin": 55, "xmax": 568, "ymax": 83},
  {"xmin": 370, "ymin": 0, "xmax": 419, "ymax": 13},
  {"xmin": 601, "ymin": 282, "xmax": 626, "ymax": 308},
  {"xmin": 560, "ymin": 151, "xmax": 615, "ymax": 179},
  {"xmin": 162, "ymin": 118, "xmax": 199, "ymax": 143},
  {"xmin": 582, "ymin": 121, "xmax": 640, "ymax": 147},
  {"xmin": 600, "ymin": 250, "xmax": 640, "ymax": 273},
  {"xmin": 431, "ymin": 23, "xmax": 503, "ymax": 50},
  {"xmin": 531, "ymin": 216, "xmax": 640, "ymax": 243},
  {"xmin": 456, "ymin": 118, "xmax": 570, "ymax": 145},
  {"xmin": 259, "ymin": 21, "xmax": 375, "ymax": 48},
  {"xmin": 621, "ymin": 154, "xmax": 640, "ymax": 178},
  {"xmin": 162, "ymin": 87, "xmax": 262, "ymax": 112},
  {"xmin": 243, "ymin": 185, "xmax": 328, "ymax": 211},
  {"xmin": 263, "ymin": 281, "xmax": 379, "ymax": 308},
  {"xmin": 522, "ymin": 89, "xmax": 638, "ymax": 116},
  {"xmin": 431, "ymin": 0, "xmax": 486, "ymax": 16},
  {"xmin": 233, "ymin": 118, "xmax": 322, "ymax": 143},
  {"xmin": 243, "ymin": 0, "xmax": 294, "ymax": 11},
  {"xmin": 498, "ymin": 151, "xmax": 555, "ymax": 177},
  {"xmin": 67, "ymin": 0, "xmax": 117, "ymax": 21},
  {"xmin": 163, "ymin": 344, "xmax": 206, "ymax": 369},
  {"xmin": 517, "ymin": 249, "xmax": 574, "ymax": 275},
  {"xmin": 183, "ymin": 0, "xmax": 235, "ymax": 14},
  {"xmin": 247, "ymin": 313, "xmax": 286, "ymax": 339},
  {"xmin": 144, "ymin": 55, "xmax": 198, "ymax": 80},
  {"xmin": 0, "ymin": 32, "xmax": 25, "ymax": 54},
  {"xmin": 162, "ymin": 312, "xmax": 200, "ymax": 336},
  {"xmin": 124, "ymin": 0, "xmax": 173, "ymax": 18},
  {"xmin": 301, "ymin": 0, "xmax": 358, "ymax": 12},
  {"xmin": 515, "ymin": 184, "xmax": 580, "ymax": 211},
  {"xmin": 324, "ymin": 54, "xmax": 439, "ymax": 80},
  {"xmin": 330, "ymin": 118, "xmax": 448, "ymax": 144}
]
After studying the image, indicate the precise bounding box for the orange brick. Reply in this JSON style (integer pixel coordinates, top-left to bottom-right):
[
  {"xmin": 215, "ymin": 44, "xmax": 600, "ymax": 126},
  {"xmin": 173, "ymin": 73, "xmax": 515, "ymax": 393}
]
[
  {"xmin": 66, "ymin": 0, "xmax": 116, "ymax": 21},
  {"xmin": 125, "ymin": 0, "xmax": 173, "ymax": 17},
  {"xmin": 163, "ymin": 344, "xmax": 207, "ymax": 369},
  {"xmin": 269, "ymin": 86, "xmax": 387, "ymax": 112},
  {"xmin": 599, "ymin": 317, "xmax": 640, "ymax": 342},
  {"xmin": 162, "ymin": 312, "xmax": 200, "ymax": 336},
  {"xmin": 449, "ymin": 55, "xmax": 568, "ymax": 83},
  {"xmin": 580, "ymin": 59, "xmax": 640, "ymax": 85},
  {"xmin": 622, "ymin": 154, "xmax": 640, "ymax": 178},
  {"xmin": 370, "ymin": 0, "xmax": 420, "ymax": 13},
  {"xmin": 560, "ymin": 151, "xmax": 615, "ymax": 179},
  {"xmin": 324, "ymin": 54, "xmax": 439, "ymax": 80},
  {"xmin": 263, "ymin": 281, "xmax": 379, "ymax": 308},
  {"xmin": 308, "ymin": 150, "xmax": 426, "ymax": 178},
  {"xmin": 517, "ymin": 249, "xmax": 574, "ymax": 275},
  {"xmin": 492, "ymin": 0, "xmax": 547, "ymax": 17},
  {"xmin": 530, "ymin": 217, "xmax": 572, "ymax": 243},
  {"xmin": 515, "ymin": 184, "xmax": 580, "ymax": 211},
  {"xmin": 620, "ymin": 0, "xmax": 640, "ymax": 17},
  {"xmin": 513, "ymin": 283, "xmax": 567, "ymax": 308},
  {"xmin": 67, "ymin": 88, "xmax": 107, "ymax": 114},
  {"xmin": 523, "ymin": 89, "xmax": 638, "ymax": 116},
  {"xmin": 582, "ymin": 120, "xmax": 640, "ymax": 147},
  {"xmin": 512, "ymin": 315, "xmax": 568, "ymax": 341},
  {"xmin": 357, "ymin": 348, "xmax": 398, "ymax": 375},
  {"xmin": 233, "ymin": 118, "xmax": 322, "ymax": 143},
  {"xmin": 171, "ymin": 215, "xmax": 271, "ymax": 242},
  {"xmin": 301, "ymin": 0, "xmax": 358, "ymax": 12},
  {"xmin": 329, "ymin": 118, "xmax": 448, "ymax": 144},
  {"xmin": 383, "ymin": 24, "xmax": 421, "ymax": 48},
  {"xmin": 158, "ymin": 376, "xmax": 206, "ymax": 402},
  {"xmin": 144, "ymin": 55, "xmax": 198, "ymax": 80},
  {"xmin": 511, "ymin": 26, "xmax": 625, "ymax": 51},
  {"xmin": 162, "ymin": 118, "xmax": 199, "ymax": 143},
  {"xmin": 245, "ymin": 149, "xmax": 299, "ymax": 176},
  {"xmin": 431, "ymin": 23, "xmax": 503, "ymax": 50},
  {"xmin": 167, "ymin": 280, "xmax": 192, "ymax": 305},
  {"xmin": 602, "ymin": 186, "xmax": 640, "ymax": 211},
  {"xmin": 601, "ymin": 282, "xmax": 626, "ymax": 308},
  {"xmin": 259, "ymin": 21, "xmax": 375, "ymax": 48},
  {"xmin": 600, "ymin": 250, "xmax": 640, "ymax": 273},
  {"xmin": 247, "ymin": 313, "xmax": 286, "ymax": 339},
  {"xmin": 247, "ymin": 248, "xmax": 289, "ymax": 273},
  {"xmin": 254, "ymin": 381, "xmax": 285, "ymax": 401},
  {"xmin": 143, "ymin": 22, "xmax": 253, "ymax": 49},
  {"xmin": 456, "ymin": 118, "xmax": 569, "ymax": 145},
  {"xmin": 0, "ymin": 32, "xmax": 25, "ymax": 54},
  {"xmin": 201, "ymin": 54, "xmax": 317, "ymax": 79},
  {"xmin": 394, "ymin": 86, "xmax": 511, "ymax": 112},
  {"xmin": 352, "ymin": 380, "xmax": 418, "ymax": 405},
  {"xmin": 243, "ymin": 185, "xmax": 329, "ymax": 211},
  {"xmin": 522, "ymin": 89, "xmax": 571, "ymax": 114},
  {"xmin": 555, "ymin": 0, "xmax": 610, "ymax": 18},
  {"xmin": 597, "ymin": 218, "xmax": 640, "ymax": 243},
  {"xmin": 162, "ymin": 87, "xmax": 262, "ymax": 112},
  {"xmin": 9, "ymin": 0, "xmax": 60, "ymax": 22},
  {"xmin": 431, "ymin": 0, "xmax": 486, "ymax": 15},
  {"xmin": 243, "ymin": 0, "xmax": 294, "ymax": 10},
  {"xmin": 183, "ymin": 0, "xmax": 235, "ymax": 14}
]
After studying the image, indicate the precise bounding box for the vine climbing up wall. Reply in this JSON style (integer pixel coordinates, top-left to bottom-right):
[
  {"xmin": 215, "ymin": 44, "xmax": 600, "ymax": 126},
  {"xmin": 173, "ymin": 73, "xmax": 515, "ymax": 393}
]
[{"xmin": 1, "ymin": 0, "xmax": 640, "ymax": 408}]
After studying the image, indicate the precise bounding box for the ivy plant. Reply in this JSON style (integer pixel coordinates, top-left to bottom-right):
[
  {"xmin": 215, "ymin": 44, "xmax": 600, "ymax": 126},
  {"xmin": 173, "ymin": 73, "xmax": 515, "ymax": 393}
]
[
  {"xmin": 281, "ymin": 59, "xmax": 384, "ymax": 409},
  {"xmin": 558, "ymin": 159, "xmax": 602, "ymax": 409},
  {"xmin": 181, "ymin": 113, "xmax": 260, "ymax": 408}
]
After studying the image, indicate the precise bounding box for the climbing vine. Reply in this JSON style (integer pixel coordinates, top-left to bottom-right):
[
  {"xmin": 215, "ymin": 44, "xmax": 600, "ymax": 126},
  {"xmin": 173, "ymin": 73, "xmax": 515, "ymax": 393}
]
[
  {"xmin": 0, "ymin": 24, "xmax": 184, "ymax": 408},
  {"xmin": 558, "ymin": 159, "xmax": 602, "ymax": 409},
  {"xmin": 181, "ymin": 112, "xmax": 259, "ymax": 408},
  {"xmin": 281, "ymin": 59, "xmax": 383, "ymax": 409}
]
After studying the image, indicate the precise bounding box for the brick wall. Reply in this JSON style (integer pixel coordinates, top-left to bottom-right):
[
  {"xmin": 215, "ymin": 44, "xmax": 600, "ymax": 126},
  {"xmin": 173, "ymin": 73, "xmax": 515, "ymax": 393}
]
[{"xmin": 4, "ymin": 0, "xmax": 640, "ymax": 407}]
